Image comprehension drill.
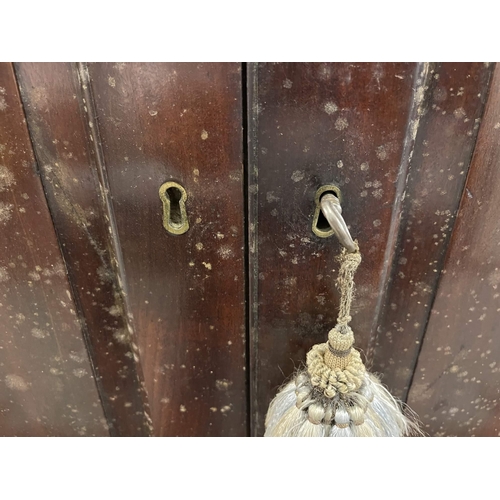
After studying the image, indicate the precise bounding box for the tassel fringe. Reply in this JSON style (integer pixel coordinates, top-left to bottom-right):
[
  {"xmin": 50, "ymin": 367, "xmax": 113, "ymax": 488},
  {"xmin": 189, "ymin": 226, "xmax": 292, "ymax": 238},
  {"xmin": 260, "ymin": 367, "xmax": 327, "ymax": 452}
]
[{"xmin": 264, "ymin": 370, "xmax": 422, "ymax": 437}]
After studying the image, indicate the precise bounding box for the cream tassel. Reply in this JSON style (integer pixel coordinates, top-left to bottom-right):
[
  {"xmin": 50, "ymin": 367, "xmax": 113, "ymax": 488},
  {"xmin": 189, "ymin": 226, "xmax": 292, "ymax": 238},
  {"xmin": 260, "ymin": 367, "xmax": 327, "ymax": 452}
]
[{"xmin": 264, "ymin": 244, "xmax": 423, "ymax": 437}]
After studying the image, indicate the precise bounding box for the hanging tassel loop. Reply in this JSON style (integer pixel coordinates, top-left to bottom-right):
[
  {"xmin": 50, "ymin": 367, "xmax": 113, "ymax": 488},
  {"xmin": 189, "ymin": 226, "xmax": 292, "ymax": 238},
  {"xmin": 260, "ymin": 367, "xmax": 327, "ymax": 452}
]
[
  {"xmin": 325, "ymin": 243, "xmax": 361, "ymax": 371},
  {"xmin": 306, "ymin": 242, "xmax": 365, "ymax": 398},
  {"xmin": 334, "ymin": 243, "xmax": 361, "ymax": 330}
]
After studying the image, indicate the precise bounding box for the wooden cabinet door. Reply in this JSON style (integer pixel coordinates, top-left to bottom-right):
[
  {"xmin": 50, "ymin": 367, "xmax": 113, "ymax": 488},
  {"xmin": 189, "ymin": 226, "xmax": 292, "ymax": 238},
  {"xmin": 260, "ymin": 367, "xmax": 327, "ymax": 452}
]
[
  {"xmin": 1, "ymin": 62, "xmax": 499, "ymax": 436},
  {"xmin": 406, "ymin": 65, "xmax": 500, "ymax": 437},
  {"xmin": 9, "ymin": 62, "xmax": 247, "ymax": 436},
  {"xmin": 0, "ymin": 63, "xmax": 108, "ymax": 436},
  {"xmin": 247, "ymin": 62, "xmax": 498, "ymax": 437}
]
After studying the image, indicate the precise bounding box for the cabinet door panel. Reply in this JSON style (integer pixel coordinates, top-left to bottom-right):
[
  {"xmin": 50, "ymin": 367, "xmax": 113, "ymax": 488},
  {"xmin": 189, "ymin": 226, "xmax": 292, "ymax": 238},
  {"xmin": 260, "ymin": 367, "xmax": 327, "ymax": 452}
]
[
  {"xmin": 247, "ymin": 62, "xmax": 493, "ymax": 436},
  {"xmin": 15, "ymin": 62, "xmax": 151, "ymax": 436},
  {"xmin": 407, "ymin": 64, "xmax": 500, "ymax": 436},
  {"xmin": 369, "ymin": 63, "xmax": 492, "ymax": 400},
  {"xmin": 248, "ymin": 62, "xmax": 416, "ymax": 435},
  {"xmin": 86, "ymin": 63, "xmax": 247, "ymax": 436},
  {"xmin": 0, "ymin": 63, "xmax": 107, "ymax": 436}
]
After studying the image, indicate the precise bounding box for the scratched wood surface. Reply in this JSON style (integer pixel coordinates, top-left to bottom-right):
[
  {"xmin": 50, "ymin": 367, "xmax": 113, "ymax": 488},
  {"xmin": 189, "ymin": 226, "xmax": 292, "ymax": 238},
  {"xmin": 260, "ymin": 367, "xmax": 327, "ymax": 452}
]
[
  {"xmin": 0, "ymin": 63, "xmax": 107, "ymax": 436},
  {"xmin": 406, "ymin": 64, "xmax": 500, "ymax": 436},
  {"xmin": 2, "ymin": 61, "xmax": 499, "ymax": 437},
  {"xmin": 85, "ymin": 63, "xmax": 247, "ymax": 436},
  {"xmin": 247, "ymin": 62, "xmax": 497, "ymax": 436},
  {"xmin": 248, "ymin": 62, "xmax": 418, "ymax": 435},
  {"xmin": 369, "ymin": 63, "xmax": 494, "ymax": 400},
  {"xmin": 15, "ymin": 62, "xmax": 151, "ymax": 436}
]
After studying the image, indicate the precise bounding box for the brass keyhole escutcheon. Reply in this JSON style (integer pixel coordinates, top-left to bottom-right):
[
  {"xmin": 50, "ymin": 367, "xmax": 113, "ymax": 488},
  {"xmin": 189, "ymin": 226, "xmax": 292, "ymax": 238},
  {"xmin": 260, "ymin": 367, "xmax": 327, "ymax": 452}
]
[
  {"xmin": 159, "ymin": 181, "xmax": 189, "ymax": 235},
  {"xmin": 312, "ymin": 184, "xmax": 342, "ymax": 238}
]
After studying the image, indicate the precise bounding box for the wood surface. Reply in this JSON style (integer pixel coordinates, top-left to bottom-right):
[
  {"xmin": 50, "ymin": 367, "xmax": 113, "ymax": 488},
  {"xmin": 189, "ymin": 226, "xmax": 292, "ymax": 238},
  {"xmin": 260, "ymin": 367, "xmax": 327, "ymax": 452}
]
[
  {"xmin": 248, "ymin": 62, "xmax": 417, "ymax": 435},
  {"xmin": 407, "ymin": 63, "xmax": 500, "ymax": 436},
  {"xmin": 15, "ymin": 62, "xmax": 151, "ymax": 436},
  {"xmin": 369, "ymin": 63, "xmax": 494, "ymax": 400},
  {"xmin": 0, "ymin": 62, "xmax": 107, "ymax": 436},
  {"xmin": 247, "ymin": 62, "xmax": 495, "ymax": 436},
  {"xmin": 1, "ymin": 61, "xmax": 498, "ymax": 437},
  {"xmin": 85, "ymin": 63, "xmax": 247, "ymax": 436}
]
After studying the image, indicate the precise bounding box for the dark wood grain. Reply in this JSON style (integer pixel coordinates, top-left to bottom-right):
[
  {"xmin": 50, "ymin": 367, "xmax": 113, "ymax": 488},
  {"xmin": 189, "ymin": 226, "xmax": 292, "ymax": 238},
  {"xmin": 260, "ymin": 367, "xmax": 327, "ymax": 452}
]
[
  {"xmin": 407, "ymin": 63, "xmax": 500, "ymax": 436},
  {"xmin": 86, "ymin": 63, "xmax": 247, "ymax": 436},
  {"xmin": 0, "ymin": 63, "xmax": 107, "ymax": 436},
  {"xmin": 248, "ymin": 62, "xmax": 418, "ymax": 435},
  {"xmin": 15, "ymin": 62, "xmax": 151, "ymax": 436},
  {"xmin": 369, "ymin": 63, "xmax": 494, "ymax": 400}
]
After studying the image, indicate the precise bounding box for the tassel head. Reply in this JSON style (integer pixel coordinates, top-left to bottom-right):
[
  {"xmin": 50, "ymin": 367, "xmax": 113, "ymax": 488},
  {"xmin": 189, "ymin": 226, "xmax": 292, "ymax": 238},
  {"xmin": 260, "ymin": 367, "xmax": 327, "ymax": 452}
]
[{"xmin": 264, "ymin": 244, "xmax": 422, "ymax": 437}]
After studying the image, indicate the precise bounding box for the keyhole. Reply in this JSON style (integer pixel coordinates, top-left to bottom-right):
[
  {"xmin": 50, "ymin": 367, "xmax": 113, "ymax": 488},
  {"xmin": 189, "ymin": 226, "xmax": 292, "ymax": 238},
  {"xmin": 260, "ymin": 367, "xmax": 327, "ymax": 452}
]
[
  {"xmin": 166, "ymin": 186, "xmax": 183, "ymax": 226},
  {"xmin": 159, "ymin": 181, "xmax": 189, "ymax": 235},
  {"xmin": 312, "ymin": 184, "xmax": 342, "ymax": 238}
]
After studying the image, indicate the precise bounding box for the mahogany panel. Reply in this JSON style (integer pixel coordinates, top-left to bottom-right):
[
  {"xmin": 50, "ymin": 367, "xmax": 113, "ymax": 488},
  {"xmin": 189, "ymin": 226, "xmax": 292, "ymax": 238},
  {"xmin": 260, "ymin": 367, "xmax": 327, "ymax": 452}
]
[
  {"xmin": 0, "ymin": 63, "xmax": 107, "ymax": 436},
  {"xmin": 369, "ymin": 63, "xmax": 494, "ymax": 400},
  {"xmin": 86, "ymin": 63, "xmax": 247, "ymax": 436},
  {"xmin": 407, "ymin": 64, "xmax": 500, "ymax": 436},
  {"xmin": 248, "ymin": 62, "xmax": 418, "ymax": 435},
  {"xmin": 15, "ymin": 62, "xmax": 151, "ymax": 436}
]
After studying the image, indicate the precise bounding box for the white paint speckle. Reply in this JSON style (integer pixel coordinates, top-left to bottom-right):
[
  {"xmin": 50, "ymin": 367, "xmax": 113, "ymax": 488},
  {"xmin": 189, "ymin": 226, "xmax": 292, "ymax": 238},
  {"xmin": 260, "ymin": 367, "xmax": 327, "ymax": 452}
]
[
  {"xmin": 324, "ymin": 102, "xmax": 338, "ymax": 115},
  {"xmin": 201, "ymin": 130, "xmax": 209, "ymax": 140},
  {"xmin": 5, "ymin": 374, "xmax": 29, "ymax": 391},
  {"xmin": 453, "ymin": 107, "xmax": 466, "ymax": 119},
  {"xmin": 0, "ymin": 202, "xmax": 14, "ymax": 224},
  {"xmin": 180, "ymin": 405, "xmax": 187, "ymax": 412},
  {"xmin": 337, "ymin": 160, "xmax": 343, "ymax": 169},
  {"xmin": 488, "ymin": 269, "xmax": 500, "ymax": 288},
  {"xmin": 283, "ymin": 79, "xmax": 293, "ymax": 89},
  {"xmin": 218, "ymin": 245, "xmax": 234, "ymax": 260},
  {"xmin": 266, "ymin": 192, "xmax": 280, "ymax": 203},
  {"xmin": 149, "ymin": 110, "xmax": 158, "ymax": 116},
  {"xmin": 108, "ymin": 76, "xmax": 116, "ymax": 88},
  {"xmin": 69, "ymin": 352, "xmax": 86, "ymax": 363},
  {"xmin": 291, "ymin": 170, "xmax": 305, "ymax": 182},
  {"xmin": 360, "ymin": 162, "xmax": 369, "ymax": 171},
  {"xmin": 0, "ymin": 165, "xmax": 16, "ymax": 192},
  {"xmin": 376, "ymin": 145, "xmax": 388, "ymax": 160},
  {"xmin": 73, "ymin": 368, "xmax": 88, "ymax": 378},
  {"xmin": 335, "ymin": 117, "xmax": 349, "ymax": 130},
  {"xmin": 108, "ymin": 305, "xmax": 122, "ymax": 317},
  {"xmin": 215, "ymin": 379, "xmax": 233, "ymax": 391},
  {"xmin": 0, "ymin": 266, "xmax": 10, "ymax": 282},
  {"xmin": 0, "ymin": 88, "xmax": 7, "ymax": 112},
  {"xmin": 31, "ymin": 327, "xmax": 49, "ymax": 339}
]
